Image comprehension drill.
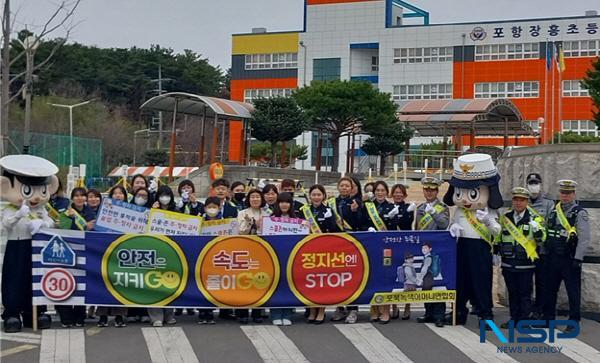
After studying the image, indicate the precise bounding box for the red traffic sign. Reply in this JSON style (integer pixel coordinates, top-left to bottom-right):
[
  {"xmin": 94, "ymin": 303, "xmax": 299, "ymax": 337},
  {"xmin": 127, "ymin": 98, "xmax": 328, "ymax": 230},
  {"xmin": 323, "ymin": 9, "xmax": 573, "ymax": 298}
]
[{"xmin": 41, "ymin": 268, "xmax": 76, "ymax": 301}]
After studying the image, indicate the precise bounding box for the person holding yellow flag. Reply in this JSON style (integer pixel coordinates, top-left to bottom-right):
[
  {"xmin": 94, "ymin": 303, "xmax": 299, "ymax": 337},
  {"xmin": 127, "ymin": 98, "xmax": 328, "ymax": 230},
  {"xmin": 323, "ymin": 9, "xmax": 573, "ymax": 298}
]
[
  {"xmin": 543, "ymin": 180, "xmax": 591, "ymax": 331},
  {"xmin": 496, "ymin": 187, "xmax": 545, "ymax": 329}
]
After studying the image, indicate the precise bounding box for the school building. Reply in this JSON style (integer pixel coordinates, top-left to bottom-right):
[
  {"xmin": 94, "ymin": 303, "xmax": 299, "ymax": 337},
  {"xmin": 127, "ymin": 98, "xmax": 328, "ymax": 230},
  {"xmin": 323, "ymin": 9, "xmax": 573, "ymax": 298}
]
[{"xmin": 230, "ymin": 0, "xmax": 600, "ymax": 170}]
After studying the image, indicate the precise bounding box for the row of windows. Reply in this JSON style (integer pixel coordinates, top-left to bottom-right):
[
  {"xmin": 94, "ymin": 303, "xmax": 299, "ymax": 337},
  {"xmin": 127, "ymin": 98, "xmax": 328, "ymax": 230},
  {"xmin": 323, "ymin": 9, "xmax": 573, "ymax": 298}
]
[
  {"xmin": 244, "ymin": 53, "xmax": 298, "ymax": 70},
  {"xmin": 562, "ymin": 40, "xmax": 600, "ymax": 57},
  {"xmin": 393, "ymin": 47, "xmax": 453, "ymax": 63},
  {"xmin": 243, "ymin": 88, "xmax": 294, "ymax": 103},
  {"xmin": 389, "ymin": 40, "xmax": 598, "ymax": 65},
  {"xmin": 392, "ymin": 84, "xmax": 452, "ymax": 100},
  {"xmin": 474, "ymin": 81, "xmax": 539, "ymax": 98},
  {"xmin": 562, "ymin": 120, "xmax": 599, "ymax": 136},
  {"xmin": 562, "ymin": 80, "xmax": 589, "ymax": 97},
  {"xmin": 474, "ymin": 42, "xmax": 540, "ymax": 61}
]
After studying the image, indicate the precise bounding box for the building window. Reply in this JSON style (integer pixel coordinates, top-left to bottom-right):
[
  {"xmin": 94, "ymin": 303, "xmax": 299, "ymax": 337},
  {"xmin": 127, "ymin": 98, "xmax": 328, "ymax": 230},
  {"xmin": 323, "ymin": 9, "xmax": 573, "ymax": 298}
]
[
  {"xmin": 474, "ymin": 42, "xmax": 539, "ymax": 61},
  {"xmin": 562, "ymin": 120, "xmax": 599, "ymax": 136},
  {"xmin": 392, "ymin": 84, "xmax": 452, "ymax": 101},
  {"xmin": 524, "ymin": 120, "xmax": 540, "ymax": 133},
  {"xmin": 371, "ymin": 56, "xmax": 379, "ymax": 71},
  {"xmin": 393, "ymin": 47, "xmax": 453, "ymax": 64},
  {"xmin": 244, "ymin": 52, "xmax": 298, "ymax": 70},
  {"xmin": 311, "ymin": 131, "xmax": 333, "ymax": 167},
  {"xmin": 474, "ymin": 81, "xmax": 539, "ymax": 98},
  {"xmin": 243, "ymin": 88, "xmax": 294, "ymax": 103},
  {"xmin": 562, "ymin": 40, "xmax": 600, "ymax": 57},
  {"xmin": 562, "ymin": 80, "xmax": 589, "ymax": 97},
  {"xmin": 313, "ymin": 58, "xmax": 341, "ymax": 81}
]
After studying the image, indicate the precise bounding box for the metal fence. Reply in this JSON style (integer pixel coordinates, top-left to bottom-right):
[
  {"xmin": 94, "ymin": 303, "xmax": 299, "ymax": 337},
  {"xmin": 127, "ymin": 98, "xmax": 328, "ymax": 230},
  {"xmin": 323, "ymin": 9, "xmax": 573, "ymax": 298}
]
[{"xmin": 8, "ymin": 131, "xmax": 103, "ymax": 177}]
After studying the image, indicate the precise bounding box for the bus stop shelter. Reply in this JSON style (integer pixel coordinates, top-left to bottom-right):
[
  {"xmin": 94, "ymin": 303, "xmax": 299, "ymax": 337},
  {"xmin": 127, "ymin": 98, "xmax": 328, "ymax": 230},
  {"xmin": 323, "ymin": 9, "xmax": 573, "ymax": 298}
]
[
  {"xmin": 396, "ymin": 98, "xmax": 533, "ymax": 150},
  {"xmin": 140, "ymin": 92, "xmax": 254, "ymax": 180}
]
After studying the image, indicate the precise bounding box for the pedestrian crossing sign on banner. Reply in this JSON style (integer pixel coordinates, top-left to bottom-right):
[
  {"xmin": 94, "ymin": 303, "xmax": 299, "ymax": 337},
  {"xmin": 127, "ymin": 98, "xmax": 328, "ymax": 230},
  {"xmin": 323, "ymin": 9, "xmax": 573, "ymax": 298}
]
[{"xmin": 40, "ymin": 235, "xmax": 76, "ymax": 267}]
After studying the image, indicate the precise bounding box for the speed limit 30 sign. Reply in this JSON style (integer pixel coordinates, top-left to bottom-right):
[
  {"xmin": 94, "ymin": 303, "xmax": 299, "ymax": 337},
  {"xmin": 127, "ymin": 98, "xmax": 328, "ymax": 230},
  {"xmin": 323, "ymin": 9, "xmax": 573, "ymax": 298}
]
[{"xmin": 41, "ymin": 268, "xmax": 77, "ymax": 301}]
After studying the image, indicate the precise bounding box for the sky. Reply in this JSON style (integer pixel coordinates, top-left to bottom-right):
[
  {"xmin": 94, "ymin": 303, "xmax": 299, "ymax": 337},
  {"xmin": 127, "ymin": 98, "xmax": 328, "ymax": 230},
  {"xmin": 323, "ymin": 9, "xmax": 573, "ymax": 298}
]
[{"xmin": 10, "ymin": 0, "xmax": 600, "ymax": 71}]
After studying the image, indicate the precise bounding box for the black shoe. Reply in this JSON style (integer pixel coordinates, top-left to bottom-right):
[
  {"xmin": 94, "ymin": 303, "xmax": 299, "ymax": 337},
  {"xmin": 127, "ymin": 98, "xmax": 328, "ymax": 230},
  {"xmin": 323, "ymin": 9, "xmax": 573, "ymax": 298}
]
[
  {"xmin": 239, "ymin": 318, "xmax": 249, "ymax": 325},
  {"xmin": 434, "ymin": 320, "xmax": 444, "ymax": 328},
  {"xmin": 75, "ymin": 320, "xmax": 85, "ymax": 328},
  {"xmin": 417, "ymin": 316, "xmax": 434, "ymax": 323},
  {"xmin": 115, "ymin": 315, "xmax": 126, "ymax": 328},
  {"xmin": 186, "ymin": 309, "xmax": 195, "ymax": 316},
  {"xmin": 38, "ymin": 314, "xmax": 52, "ymax": 329},
  {"xmin": 97, "ymin": 315, "xmax": 108, "ymax": 327},
  {"xmin": 4, "ymin": 317, "xmax": 22, "ymax": 333},
  {"xmin": 370, "ymin": 317, "xmax": 380, "ymax": 323},
  {"xmin": 307, "ymin": 319, "xmax": 316, "ymax": 324},
  {"xmin": 379, "ymin": 319, "xmax": 391, "ymax": 325},
  {"xmin": 174, "ymin": 309, "xmax": 183, "ymax": 316},
  {"xmin": 313, "ymin": 318, "xmax": 325, "ymax": 325},
  {"xmin": 253, "ymin": 317, "xmax": 263, "ymax": 324}
]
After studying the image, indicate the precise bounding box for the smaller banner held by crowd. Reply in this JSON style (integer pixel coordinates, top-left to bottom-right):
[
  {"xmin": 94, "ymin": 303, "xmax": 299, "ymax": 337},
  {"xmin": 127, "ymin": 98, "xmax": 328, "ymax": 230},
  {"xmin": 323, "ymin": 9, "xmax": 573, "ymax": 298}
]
[
  {"xmin": 146, "ymin": 209, "xmax": 203, "ymax": 235},
  {"xmin": 262, "ymin": 216, "xmax": 310, "ymax": 236},
  {"xmin": 94, "ymin": 198, "xmax": 149, "ymax": 234},
  {"xmin": 199, "ymin": 218, "xmax": 240, "ymax": 236}
]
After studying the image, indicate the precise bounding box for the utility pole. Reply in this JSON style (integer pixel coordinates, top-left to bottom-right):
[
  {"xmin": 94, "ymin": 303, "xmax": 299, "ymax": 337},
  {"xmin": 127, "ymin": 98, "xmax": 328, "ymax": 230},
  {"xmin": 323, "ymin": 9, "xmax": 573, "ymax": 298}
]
[
  {"xmin": 1, "ymin": 0, "xmax": 11, "ymax": 156},
  {"xmin": 150, "ymin": 64, "xmax": 172, "ymax": 149}
]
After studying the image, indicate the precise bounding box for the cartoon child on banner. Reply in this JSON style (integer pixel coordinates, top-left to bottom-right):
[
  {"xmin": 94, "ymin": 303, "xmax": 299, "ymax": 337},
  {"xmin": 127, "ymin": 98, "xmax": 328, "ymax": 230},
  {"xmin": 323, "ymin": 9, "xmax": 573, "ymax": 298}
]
[
  {"xmin": 443, "ymin": 153, "xmax": 503, "ymax": 326},
  {"xmin": 0, "ymin": 155, "xmax": 59, "ymax": 333}
]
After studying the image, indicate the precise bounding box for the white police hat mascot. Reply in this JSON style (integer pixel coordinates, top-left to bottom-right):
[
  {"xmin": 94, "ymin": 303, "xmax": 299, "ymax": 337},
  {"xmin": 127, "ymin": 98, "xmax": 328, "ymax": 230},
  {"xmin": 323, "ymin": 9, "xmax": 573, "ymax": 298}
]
[
  {"xmin": 1, "ymin": 155, "xmax": 59, "ymax": 332},
  {"xmin": 442, "ymin": 153, "xmax": 503, "ymax": 325}
]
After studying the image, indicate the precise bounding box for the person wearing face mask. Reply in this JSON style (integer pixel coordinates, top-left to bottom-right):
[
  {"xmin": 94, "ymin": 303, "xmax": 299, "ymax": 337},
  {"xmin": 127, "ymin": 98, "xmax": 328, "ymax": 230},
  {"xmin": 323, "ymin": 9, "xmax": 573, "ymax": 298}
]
[
  {"xmin": 148, "ymin": 185, "xmax": 177, "ymax": 327},
  {"xmin": 230, "ymin": 181, "xmax": 247, "ymax": 211},
  {"xmin": 195, "ymin": 196, "xmax": 224, "ymax": 325},
  {"xmin": 363, "ymin": 182, "xmax": 375, "ymax": 202},
  {"xmin": 525, "ymin": 173, "xmax": 555, "ymax": 319},
  {"xmin": 543, "ymin": 180, "xmax": 590, "ymax": 332},
  {"xmin": 280, "ymin": 178, "xmax": 304, "ymax": 215},
  {"xmin": 176, "ymin": 179, "xmax": 204, "ymax": 217},
  {"xmin": 415, "ymin": 177, "xmax": 449, "ymax": 327}
]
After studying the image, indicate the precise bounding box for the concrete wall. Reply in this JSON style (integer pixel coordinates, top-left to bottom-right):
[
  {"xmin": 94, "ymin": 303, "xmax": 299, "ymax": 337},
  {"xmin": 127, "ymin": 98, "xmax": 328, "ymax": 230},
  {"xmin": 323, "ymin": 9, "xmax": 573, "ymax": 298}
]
[{"xmin": 496, "ymin": 144, "xmax": 600, "ymax": 314}]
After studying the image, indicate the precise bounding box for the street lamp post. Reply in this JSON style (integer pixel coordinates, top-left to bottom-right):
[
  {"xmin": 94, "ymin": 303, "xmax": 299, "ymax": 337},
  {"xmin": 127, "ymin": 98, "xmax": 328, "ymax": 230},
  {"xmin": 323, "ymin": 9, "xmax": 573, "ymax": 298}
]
[
  {"xmin": 49, "ymin": 99, "xmax": 94, "ymax": 167},
  {"xmin": 19, "ymin": 35, "xmax": 39, "ymax": 154}
]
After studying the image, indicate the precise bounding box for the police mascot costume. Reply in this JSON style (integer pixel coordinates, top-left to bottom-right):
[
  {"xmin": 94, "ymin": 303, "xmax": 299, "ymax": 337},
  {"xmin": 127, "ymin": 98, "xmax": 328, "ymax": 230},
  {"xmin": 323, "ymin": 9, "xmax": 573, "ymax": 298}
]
[
  {"xmin": 443, "ymin": 153, "xmax": 503, "ymax": 325},
  {"xmin": 1, "ymin": 155, "xmax": 58, "ymax": 332}
]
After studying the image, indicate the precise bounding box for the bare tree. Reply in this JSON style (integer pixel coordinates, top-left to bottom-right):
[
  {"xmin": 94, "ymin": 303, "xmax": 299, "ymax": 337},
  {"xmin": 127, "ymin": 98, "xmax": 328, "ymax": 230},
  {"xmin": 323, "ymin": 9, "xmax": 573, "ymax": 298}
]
[{"xmin": 0, "ymin": 0, "xmax": 81, "ymax": 155}]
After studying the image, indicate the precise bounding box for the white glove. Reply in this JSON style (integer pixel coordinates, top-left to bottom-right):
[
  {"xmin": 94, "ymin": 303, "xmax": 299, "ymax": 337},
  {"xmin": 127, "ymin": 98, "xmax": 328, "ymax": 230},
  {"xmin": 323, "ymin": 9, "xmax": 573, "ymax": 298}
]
[
  {"xmin": 368, "ymin": 227, "xmax": 376, "ymax": 232},
  {"xmin": 425, "ymin": 203, "xmax": 436, "ymax": 215},
  {"xmin": 262, "ymin": 205, "xmax": 272, "ymax": 216},
  {"xmin": 384, "ymin": 205, "xmax": 399, "ymax": 219},
  {"xmin": 492, "ymin": 255, "xmax": 501, "ymax": 266},
  {"xmin": 529, "ymin": 220, "xmax": 540, "ymax": 233},
  {"xmin": 181, "ymin": 191, "xmax": 189, "ymax": 202},
  {"xmin": 257, "ymin": 179, "xmax": 266, "ymax": 190},
  {"xmin": 449, "ymin": 223, "xmax": 464, "ymax": 238},
  {"xmin": 406, "ymin": 202, "xmax": 417, "ymax": 213},
  {"xmin": 476, "ymin": 208, "xmax": 491, "ymax": 223},
  {"xmin": 149, "ymin": 179, "xmax": 158, "ymax": 193},
  {"xmin": 176, "ymin": 198, "xmax": 184, "ymax": 209},
  {"xmin": 323, "ymin": 208, "xmax": 333, "ymax": 218},
  {"xmin": 416, "ymin": 278, "xmax": 423, "ymax": 286},
  {"xmin": 15, "ymin": 202, "xmax": 31, "ymax": 219},
  {"xmin": 27, "ymin": 219, "xmax": 44, "ymax": 235}
]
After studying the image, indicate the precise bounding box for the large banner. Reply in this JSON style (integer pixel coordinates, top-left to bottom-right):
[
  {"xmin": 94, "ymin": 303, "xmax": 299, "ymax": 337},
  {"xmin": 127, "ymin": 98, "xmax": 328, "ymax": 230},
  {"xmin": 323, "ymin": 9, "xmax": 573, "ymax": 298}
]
[{"xmin": 32, "ymin": 229, "xmax": 456, "ymax": 308}]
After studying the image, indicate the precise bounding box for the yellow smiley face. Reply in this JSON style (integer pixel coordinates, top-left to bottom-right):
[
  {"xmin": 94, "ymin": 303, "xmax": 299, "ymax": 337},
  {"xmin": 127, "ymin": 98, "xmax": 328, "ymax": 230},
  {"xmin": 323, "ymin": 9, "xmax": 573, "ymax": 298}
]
[
  {"xmin": 253, "ymin": 272, "xmax": 271, "ymax": 289},
  {"xmin": 160, "ymin": 271, "xmax": 181, "ymax": 289}
]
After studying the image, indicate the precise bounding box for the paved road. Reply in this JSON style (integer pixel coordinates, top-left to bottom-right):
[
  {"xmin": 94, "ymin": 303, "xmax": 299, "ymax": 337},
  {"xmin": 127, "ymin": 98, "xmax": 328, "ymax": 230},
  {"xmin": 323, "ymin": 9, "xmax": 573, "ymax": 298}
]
[{"xmin": 1, "ymin": 307, "xmax": 599, "ymax": 363}]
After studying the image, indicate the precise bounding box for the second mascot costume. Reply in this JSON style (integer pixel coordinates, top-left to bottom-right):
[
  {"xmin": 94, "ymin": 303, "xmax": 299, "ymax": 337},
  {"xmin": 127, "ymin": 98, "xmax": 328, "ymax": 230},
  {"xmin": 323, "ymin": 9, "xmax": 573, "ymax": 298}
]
[{"xmin": 443, "ymin": 154, "xmax": 503, "ymax": 325}]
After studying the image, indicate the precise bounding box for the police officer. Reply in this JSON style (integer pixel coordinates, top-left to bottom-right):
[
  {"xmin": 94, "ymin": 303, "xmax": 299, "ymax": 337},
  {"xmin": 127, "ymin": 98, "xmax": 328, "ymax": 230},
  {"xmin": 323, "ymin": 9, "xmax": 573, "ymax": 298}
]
[
  {"xmin": 415, "ymin": 177, "xmax": 449, "ymax": 327},
  {"xmin": 496, "ymin": 187, "xmax": 545, "ymax": 328},
  {"xmin": 525, "ymin": 173, "xmax": 555, "ymax": 319},
  {"xmin": 543, "ymin": 180, "xmax": 590, "ymax": 331}
]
